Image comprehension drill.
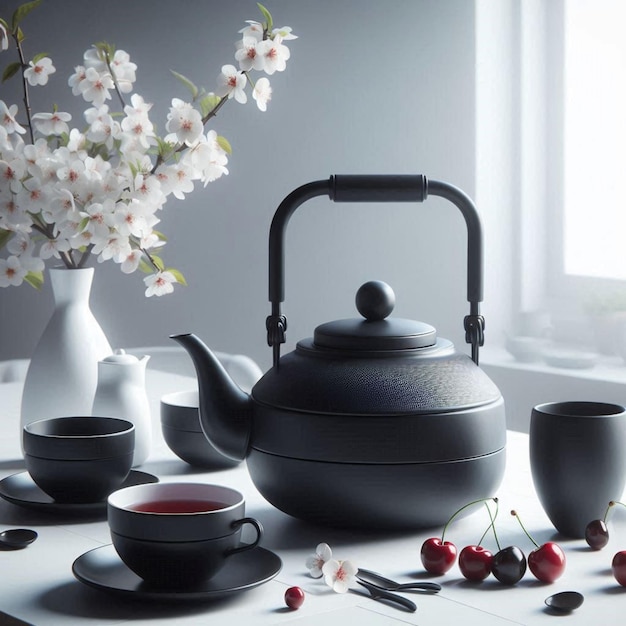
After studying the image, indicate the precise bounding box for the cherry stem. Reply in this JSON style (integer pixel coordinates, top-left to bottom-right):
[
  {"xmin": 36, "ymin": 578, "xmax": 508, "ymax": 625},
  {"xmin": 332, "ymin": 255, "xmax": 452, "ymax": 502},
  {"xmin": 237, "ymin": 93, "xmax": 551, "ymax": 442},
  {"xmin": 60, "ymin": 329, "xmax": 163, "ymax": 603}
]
[
  {"xmin": 440, "ymin": 497, "xmax": 497, "ymax": 543},
  {"xmin": 487, "ymin": 499, "xmax": 502, "ymax": 551},
  {"xmin": 604, "ymin": 500, "xmax": 626, "ymax": 522},
  {"xmin": 478, "ymin": 498, "xmax": 499, "ymax": 546},
  {"xmin": 511, "ymin": 510, "xmax": 539, "ymax": 549}
]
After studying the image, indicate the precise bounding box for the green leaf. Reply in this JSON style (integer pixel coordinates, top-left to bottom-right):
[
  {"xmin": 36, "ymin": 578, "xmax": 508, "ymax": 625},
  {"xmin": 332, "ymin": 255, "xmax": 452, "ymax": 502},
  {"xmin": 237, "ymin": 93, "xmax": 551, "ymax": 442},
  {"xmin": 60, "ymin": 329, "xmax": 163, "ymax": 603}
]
[
  {"xmin": 257, "ymin": 3, "xmax": 273, "ymax": 32},
  {"xmin": 16, "ymin": 26, "xmax": 25, "ymax": 44},
  {"xmin": 31, "ymin": 51, "xmax": 49, "ymax": 63},
  {"xmin": 11, "ymin": 0, "xmax": 42, "ymax": 32},
  {"xmin": 148, "ymin": 254, "xmax": 164, "ymax": 272},
  {"xmin": 152, "ymin": 229, "xmax": 167, "ymax": 242},
  {"xmin": 138, "ymin": 258, "xmax": 153, "ymax": 274},
  {"xmin": 217, "ymin": 135, "xmax": 232, "ymax": 155},
  {"xmin": 2, "ymin": 61, "xmax": 21, "ymax": 82},
  {"xmin": 0, "ymin": 229, "xmax": 13, "ymax": 250},
  {"xmin": 156, "ymin": 137, "xmax": 176, "ymax": 159},
  {"xmin": 93, "ymin": 41, "xmax": 115, "ymax": 60},
  {"xmin": 200, "ymin": 93, "xmax": 221, "ymax": 117},
  {"xmin": 166, "ymin": 268, "xmax": 187, "ymax": 286},
  {"xmin": 24, "ymin": 270, "xmax": 44, "ymax": 290},
  {"xmin": 78, "ymin": 216, "xmax": 90, "ymax": 232},
  {"xmin": 170, "ymin": 70, "xmax": 199, "ymax": 99}
]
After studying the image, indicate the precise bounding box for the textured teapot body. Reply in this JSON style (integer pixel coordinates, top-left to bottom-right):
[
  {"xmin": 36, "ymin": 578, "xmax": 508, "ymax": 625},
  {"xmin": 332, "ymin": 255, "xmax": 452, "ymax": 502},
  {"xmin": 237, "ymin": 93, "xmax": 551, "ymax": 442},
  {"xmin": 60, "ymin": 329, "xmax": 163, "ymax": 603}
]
[
  {"xmin": 173, "ymin": 329, "xmax": 506, "ymax": 529},
  {"xmin": 92, "ymin": 353, "xmax": 151, "ymax": 466},
  {"xmin": 172, "ymin": 174, "xmax": 507, "ymax": 528}
]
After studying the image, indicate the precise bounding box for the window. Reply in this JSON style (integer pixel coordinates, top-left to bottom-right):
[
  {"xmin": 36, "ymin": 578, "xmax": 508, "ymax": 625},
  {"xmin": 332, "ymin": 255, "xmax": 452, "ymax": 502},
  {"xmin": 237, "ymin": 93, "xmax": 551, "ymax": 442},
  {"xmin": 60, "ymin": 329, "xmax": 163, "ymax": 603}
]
[
  {"xmin": 476, "ymin": 0, "xmax": 626, "ymax": 349},
  {"xmin": 561, "ymin": 0, "xmax": 626, "ymax": 282}
]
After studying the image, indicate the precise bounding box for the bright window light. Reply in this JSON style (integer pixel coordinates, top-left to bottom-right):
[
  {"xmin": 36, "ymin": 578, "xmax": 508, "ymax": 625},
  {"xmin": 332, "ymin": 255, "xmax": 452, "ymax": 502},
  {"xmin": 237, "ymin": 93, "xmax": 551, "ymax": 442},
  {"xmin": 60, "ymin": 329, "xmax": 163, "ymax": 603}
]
[{"xmin": 563, "ymin": 0, "xmax": 626, "ymax": 279}]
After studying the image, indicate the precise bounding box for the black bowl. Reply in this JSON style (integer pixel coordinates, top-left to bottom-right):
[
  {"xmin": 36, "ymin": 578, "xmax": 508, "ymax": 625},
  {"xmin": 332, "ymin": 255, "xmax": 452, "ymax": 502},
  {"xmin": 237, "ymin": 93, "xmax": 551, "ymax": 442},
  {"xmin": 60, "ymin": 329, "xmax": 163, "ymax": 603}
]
[
  {"xmin": 160, "ymin": 391, "xmax": 239, "ymax": 469},
  {"xmin": 23, "ymin": 417, "xmax": 135, "ymax": 503}
]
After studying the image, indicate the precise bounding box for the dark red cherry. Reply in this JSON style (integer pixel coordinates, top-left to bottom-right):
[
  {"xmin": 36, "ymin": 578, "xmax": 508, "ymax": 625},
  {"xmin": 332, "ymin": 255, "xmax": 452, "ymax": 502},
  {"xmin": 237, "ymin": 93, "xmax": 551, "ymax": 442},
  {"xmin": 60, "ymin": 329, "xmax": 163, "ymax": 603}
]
[
  {"xmin": 585, "ymin": 519, "xmax": 609, "ymax": 550},
  {"xmin": 491, "ymin": 546, "xmax": 526, "ymax": 585},
  {"xmin": 284, "ymin": 586, "xmax": 305, "ymax": 609}
]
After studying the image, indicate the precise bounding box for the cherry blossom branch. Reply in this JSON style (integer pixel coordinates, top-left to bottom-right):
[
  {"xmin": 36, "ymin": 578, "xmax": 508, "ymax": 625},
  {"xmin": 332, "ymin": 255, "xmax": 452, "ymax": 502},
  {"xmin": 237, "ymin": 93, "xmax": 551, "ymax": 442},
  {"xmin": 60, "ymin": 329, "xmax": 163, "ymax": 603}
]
[
  {"xmin": 12, "ymin": 31, "xmax": 34, "ymax": 143},
  {"xmin": 102, "ymin": 48, "xmax": 126, "ymax": 109},
  {"xmin": 76, "ymin": 245, "xmax": 93, "ymax": 269}
]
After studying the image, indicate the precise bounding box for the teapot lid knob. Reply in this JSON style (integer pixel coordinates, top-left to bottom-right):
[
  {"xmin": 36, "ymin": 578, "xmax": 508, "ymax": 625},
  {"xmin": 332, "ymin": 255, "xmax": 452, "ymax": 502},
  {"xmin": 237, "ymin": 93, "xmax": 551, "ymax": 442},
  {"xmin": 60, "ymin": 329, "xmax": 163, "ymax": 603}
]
[{"xmin": 355, "ymin": 281, "xmax": 395, "ymax": 321}]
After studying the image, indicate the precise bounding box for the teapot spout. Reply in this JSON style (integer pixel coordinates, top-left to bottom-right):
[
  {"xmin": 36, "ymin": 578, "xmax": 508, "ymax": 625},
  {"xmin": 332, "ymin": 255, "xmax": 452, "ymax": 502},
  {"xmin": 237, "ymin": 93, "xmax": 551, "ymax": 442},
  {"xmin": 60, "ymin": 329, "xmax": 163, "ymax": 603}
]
[{"xmin": 170, "ymin": 333, "xmax": 253, "ymax": 462}]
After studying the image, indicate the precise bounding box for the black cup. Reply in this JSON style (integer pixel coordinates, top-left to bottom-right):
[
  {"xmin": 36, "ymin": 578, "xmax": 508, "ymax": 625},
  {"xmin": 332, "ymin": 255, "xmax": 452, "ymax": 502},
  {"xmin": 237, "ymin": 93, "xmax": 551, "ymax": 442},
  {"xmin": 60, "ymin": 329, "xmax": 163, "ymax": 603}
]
[
  {"xmin": 530, "ymin": 401, "xmax": 626, "ymax": 538},
  {"xmin": 107, "ymin": 482, "xmax": 263, "ymax": 588},
  {"xmin": 160, "ymin": 390, "xmax": 239, "ymax": 469},
  {"xmin": 23, "ymin": 416, "xmax": 135, "ymax": 503}
]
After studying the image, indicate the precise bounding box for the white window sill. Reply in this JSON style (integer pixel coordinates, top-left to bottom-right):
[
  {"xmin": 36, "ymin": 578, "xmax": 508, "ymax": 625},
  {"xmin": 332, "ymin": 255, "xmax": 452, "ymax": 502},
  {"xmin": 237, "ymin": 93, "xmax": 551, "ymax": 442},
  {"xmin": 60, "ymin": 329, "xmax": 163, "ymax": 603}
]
[{"xmin": 479, "ymin": 345, "xmax": 626, "ymax": 434}]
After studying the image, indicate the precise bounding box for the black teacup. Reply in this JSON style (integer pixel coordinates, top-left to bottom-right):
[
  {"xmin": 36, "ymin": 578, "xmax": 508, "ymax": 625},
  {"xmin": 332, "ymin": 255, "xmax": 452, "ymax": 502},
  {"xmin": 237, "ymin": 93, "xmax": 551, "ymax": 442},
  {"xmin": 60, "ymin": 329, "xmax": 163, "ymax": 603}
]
[
  {"xmin": 23, "ymin": 416, "xmax": 135, "ymax": 503},
  {"xmin": 107, "ymin": 482, "xmax": 263, "ymax": 587}
]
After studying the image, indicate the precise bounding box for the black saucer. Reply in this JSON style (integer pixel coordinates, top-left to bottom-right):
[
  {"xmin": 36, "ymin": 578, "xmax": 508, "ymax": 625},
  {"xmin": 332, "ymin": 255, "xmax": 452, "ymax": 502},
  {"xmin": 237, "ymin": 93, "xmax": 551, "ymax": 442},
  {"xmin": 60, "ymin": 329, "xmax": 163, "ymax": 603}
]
[
  {"xmin": 0, "ymin": 470, "xmax": 159, "ymax": 512},
  {"xmin": 72, "ymin": 544, "xmax": 282, "ymax": 602}
]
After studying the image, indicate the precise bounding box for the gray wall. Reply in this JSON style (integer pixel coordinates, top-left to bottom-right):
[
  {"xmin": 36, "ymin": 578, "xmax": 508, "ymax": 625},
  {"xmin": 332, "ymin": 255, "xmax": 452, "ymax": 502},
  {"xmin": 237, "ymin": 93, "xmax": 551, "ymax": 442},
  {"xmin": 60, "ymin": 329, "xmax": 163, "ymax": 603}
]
[{"xmin": 1, "ymin": 0, "xmax": 477, "ymax": 372}]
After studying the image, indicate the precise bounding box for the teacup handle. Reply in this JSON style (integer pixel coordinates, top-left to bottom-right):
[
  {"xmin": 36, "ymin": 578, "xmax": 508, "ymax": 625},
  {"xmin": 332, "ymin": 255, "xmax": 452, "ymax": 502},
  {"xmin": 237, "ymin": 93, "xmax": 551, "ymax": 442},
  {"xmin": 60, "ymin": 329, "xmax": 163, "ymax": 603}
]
[{"xmin": 228, "ymin": 517, "xmax": 263, "ymax": 555}]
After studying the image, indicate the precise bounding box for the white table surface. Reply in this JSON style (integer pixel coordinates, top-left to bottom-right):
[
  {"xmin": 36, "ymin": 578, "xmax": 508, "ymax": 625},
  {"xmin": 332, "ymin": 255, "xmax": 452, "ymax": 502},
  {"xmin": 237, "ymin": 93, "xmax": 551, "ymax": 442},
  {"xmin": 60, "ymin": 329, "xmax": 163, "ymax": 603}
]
[{"xmin": 0, "ymin": 364, "xmax": 625, "ymax": 625}]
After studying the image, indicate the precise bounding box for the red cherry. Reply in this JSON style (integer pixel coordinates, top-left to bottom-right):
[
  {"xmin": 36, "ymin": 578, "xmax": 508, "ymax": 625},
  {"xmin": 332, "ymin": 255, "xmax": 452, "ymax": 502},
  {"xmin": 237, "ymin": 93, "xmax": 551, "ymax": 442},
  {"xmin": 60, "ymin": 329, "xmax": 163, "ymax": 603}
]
[
  {"xmin": 420, "ymin": 538, "xmax": 457, "ymax": 575},
  {"xmin": 420, "ymin": 498, "xmax": 497, "ymax": 576},
  {"xmin": 527, "ymin": 542, "xmax": 566, "ymax": 583},
  {"xmin": 612, "ymin": 551, "xmax": 626, "ymax": 587},
  {"xmin": 458, "ymin": 545, "xmax": 493, "ymax": 581},
  {"xmin": 510, "ymin": 510, "xmax": 566, "ymax": 583},
  {"xmin": 284, "ymin": 586, "xmax": 305, "ymax": 609}
]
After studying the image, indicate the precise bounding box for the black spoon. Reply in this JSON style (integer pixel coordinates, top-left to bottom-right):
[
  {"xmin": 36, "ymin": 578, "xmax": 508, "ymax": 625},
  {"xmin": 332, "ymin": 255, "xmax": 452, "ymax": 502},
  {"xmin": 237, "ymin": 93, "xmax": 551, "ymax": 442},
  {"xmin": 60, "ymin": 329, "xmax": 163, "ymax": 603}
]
[
  {"xmin": 545, "ymin": 591, "xmax": 584, "ymax": 613},
  {"xmin": 0, "ymin": 528, "xmax": 38, "ymax": 550},
  {"xmin": 357, "ymin": 568, "xmax": 441, "ymax": 593}
]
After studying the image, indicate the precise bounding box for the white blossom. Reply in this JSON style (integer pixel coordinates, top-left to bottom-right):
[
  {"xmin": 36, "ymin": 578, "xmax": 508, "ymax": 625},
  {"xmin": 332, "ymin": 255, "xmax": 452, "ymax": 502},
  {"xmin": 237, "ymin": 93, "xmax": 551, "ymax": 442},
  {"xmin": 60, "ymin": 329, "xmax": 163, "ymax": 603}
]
[
  {"xmin": 165, "ymin": 99, "xmax": 203, "ymax": 146},
  {"xmin": 235, "ymin": 36, "xmax": 266, "ymax": 72},
  {"xmin": 24, "ymin": 57, "xmax": 56, "ymax": 86},
  {"xmin": 31, "ymin": 111, "xmax": 71, "ymax": 136},
  {"xmin": 322, "ymin": 559, "xmax": 358, "ymax": 594},
  {"xmin": 253, "ymin": 77, "xmax": 272, "ymax": 111},
  {"xmin": 306, "ymin": 543, "xmax": 332, "ymax": 578},
  {"xmin": 217, "ymin": 65, "xmax": 247, "ymax": 104},
  {"xmin": 0, "ymin": 101, "xmax": 26, "ymax": 135},
  {"xmin": 257, "ymin": 35, "xmax": 290, "ymax": 75},
  {"xmin": 144, "ymin": 270, "xmax": 177, "ymax": 297},
  {"xmin": 0, "ymin": 256, "xmax": 27, "ymax": 286}
]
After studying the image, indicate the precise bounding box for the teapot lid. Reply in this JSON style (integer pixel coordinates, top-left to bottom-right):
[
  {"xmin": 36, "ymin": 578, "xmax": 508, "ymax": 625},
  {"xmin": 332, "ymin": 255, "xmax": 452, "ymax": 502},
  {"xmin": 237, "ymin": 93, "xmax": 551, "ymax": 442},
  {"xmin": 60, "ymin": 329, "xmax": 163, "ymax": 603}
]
[{"xmin": 313, "ymin": 281, "xmax": 437, "ymax": 352}]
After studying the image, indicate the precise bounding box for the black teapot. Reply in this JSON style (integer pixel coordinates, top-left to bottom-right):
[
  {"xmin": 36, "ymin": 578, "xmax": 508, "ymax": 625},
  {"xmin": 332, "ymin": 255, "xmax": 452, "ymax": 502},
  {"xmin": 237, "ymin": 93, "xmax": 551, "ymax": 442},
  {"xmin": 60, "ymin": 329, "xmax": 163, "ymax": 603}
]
[{"xmin": 173, "ymin": 175, "xmax": 506, "ymax": 529}]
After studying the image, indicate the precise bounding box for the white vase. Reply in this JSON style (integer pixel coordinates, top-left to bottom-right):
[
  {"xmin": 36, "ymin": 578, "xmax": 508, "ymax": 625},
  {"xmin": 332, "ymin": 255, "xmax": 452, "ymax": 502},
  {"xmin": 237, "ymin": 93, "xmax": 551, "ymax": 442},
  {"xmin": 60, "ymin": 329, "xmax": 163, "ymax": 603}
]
[{"xmin": 20, "ymin": 267, "xmax": 112, "ymax": 430}]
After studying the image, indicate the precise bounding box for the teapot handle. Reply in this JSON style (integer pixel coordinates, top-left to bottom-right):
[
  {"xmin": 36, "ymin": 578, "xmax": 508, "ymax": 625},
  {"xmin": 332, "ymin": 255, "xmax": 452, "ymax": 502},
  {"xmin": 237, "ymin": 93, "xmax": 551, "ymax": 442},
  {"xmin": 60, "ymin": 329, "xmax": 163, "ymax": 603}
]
[{"xmin": 266, "ymin": 175, "xmax": 485, "ymax": 366}]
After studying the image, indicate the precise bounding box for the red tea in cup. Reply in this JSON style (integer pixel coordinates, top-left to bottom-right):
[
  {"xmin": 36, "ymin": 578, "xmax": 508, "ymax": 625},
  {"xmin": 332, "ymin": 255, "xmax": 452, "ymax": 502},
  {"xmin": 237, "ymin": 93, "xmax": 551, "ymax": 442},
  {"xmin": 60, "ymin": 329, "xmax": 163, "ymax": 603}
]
[
  {"xmin": 107, "ymin": 483, "xmax": 263, "ymax": 587},
  {"xmin": 130, "ymin": 499, "xmax": 228, "ymax": 514}
]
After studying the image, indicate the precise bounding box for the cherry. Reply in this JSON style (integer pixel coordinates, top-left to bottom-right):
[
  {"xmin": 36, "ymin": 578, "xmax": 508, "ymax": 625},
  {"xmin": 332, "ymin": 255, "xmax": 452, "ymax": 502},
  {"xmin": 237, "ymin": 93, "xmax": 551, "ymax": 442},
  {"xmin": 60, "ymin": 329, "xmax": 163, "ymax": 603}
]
[
  {"xmin": 459, "ymin": 545, "xmax": 493, "ymax": 581},
  {"xmin": 585, "ymin": 501, "xmax": 625, "ymax": 550},
  {"xmin": 585, "ymin": 519, "xmax": 609, "ymax": 550},
  {"xmin": 420, "ymin": 497, "xmax": 496, "ymax": 575},
  {"xmin": 612, "ymin": 551, "xmax": 626, "ymax": 586},
  {"xmin": 458, "ymin": 499, "xmax": 498, "ymax": 582},
  {"xmin": 491, "ymin": 546, "xmax": 527, "ymax": 585},
  {"xmin": 511, "ymin": 510, "xmax": 565, "ymax": 583},
  {"xmin": 420, "ymin": 538, "xmax": 457, "ymax": 575},
  {"xmin": 284, "ymin": 586, "xmax": 305, "ymax": 609}
]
